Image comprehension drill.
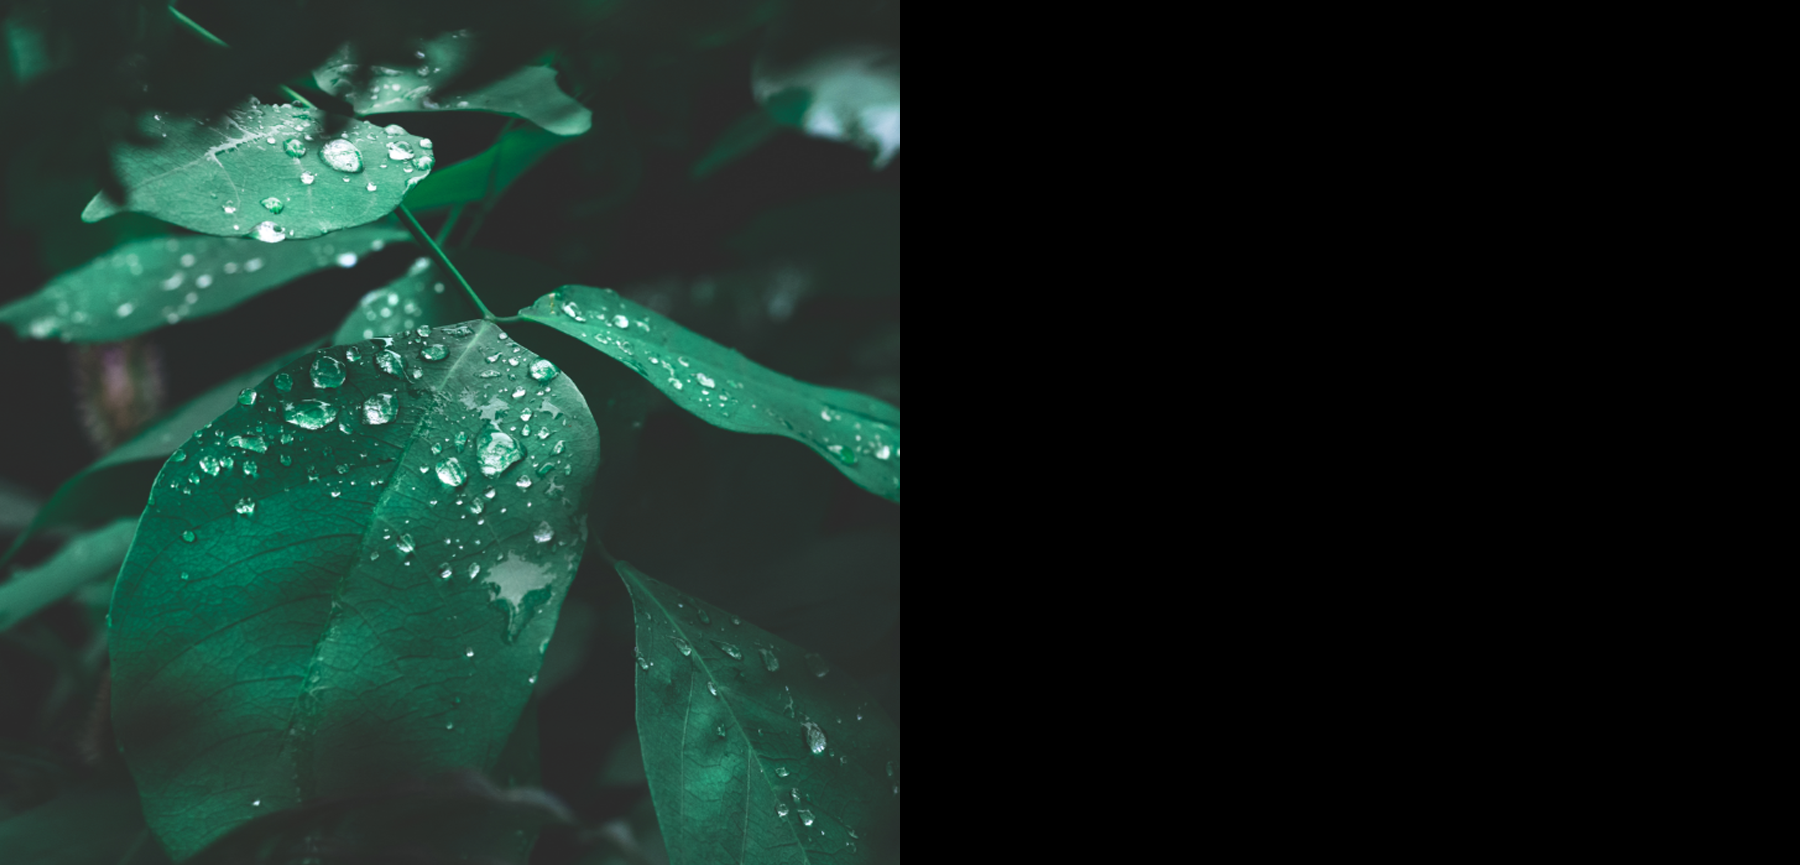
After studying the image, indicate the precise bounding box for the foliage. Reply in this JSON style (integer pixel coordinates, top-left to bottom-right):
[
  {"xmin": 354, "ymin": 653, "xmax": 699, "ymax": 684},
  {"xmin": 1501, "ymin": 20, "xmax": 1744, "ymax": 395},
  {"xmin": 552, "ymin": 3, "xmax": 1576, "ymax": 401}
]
[{"xmin": 0, "ymin": 1, "xmax": 899, "ymax": 863}]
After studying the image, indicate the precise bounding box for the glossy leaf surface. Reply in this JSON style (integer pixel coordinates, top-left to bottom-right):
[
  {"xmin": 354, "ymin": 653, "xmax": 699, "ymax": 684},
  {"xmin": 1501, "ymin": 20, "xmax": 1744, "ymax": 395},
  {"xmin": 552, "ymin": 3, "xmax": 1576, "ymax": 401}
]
[
  {"xmin": 0, "ymin": 228, "xmax": 405, "ymax": 343},
  {"xmin": 621, "ymin": 562, "xmax": 899, "ymax": 864},
  {"xmin": 520, "ymin": 286, "xmax": 899, "ymax": 502},
  {"xmin": 108, "ymin": 321, "xmax": 600, "ymax": 860},
  {"xmin": 754, "ymin": 47, "xmax": 899, "ymax": 168},
  {"xmin": 314, "ymin": 32, "xmax": 591, "ymax": 136},
  {"xmin": 399, "ymin": 125, "xmax": 568, "ymax": 211},
  {"xmin": 0, "ymin": 518, "xmax": 134, "ymax": 633},
  {"xmin": 82, "ymin": 100, "xmax": 435, "ymax": 240},
  {"xmin": 330, "ymin": 255, "xmax": 479, "ymax": 345}
]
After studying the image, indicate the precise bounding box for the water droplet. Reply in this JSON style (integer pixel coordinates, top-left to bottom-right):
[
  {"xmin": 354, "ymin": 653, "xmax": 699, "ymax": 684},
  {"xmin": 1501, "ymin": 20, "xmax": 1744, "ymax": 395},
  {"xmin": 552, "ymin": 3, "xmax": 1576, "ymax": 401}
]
[
  {"xmin": 376, "ymin": 350, "xmax": 405, "ymax": 377},
  {"xmin": 395, "ymin": 534, "xmax": 415, "ymax": 555},
  {"xmin": 533, "ymin": 521, "xmax": 554, "ymax": 543},
  {"xmin": 222, "ymin": 205, "xmax": 237, "ymax": 214},
  {"xmin": 384, "ymin": 124, "xmax": 406, "ymax": 135},
  {"xmin": 386, "ymin": 141, "xmax": 414, "ymax": 161},
  {"xmin": 436, "ymin": 457, "xmax": 468, "ymax": 487},
  {"xmin": 696, "ymin": 373, "xmax": 715, "ymax": 388},
  {"xmin": 673, "ymin": 637, "xmax": 692, "ymax": 656},
  {"xmin": 777, "ymin": 802, "xmax": 790, "ymax": 817},
  {"xmin": 833, "ymin": 445, "xmax": 858, "ymax": 465},
  {"xmin": 714, "ymin": 641, "xmax": 742, "ymax": 660},
  {"xmin": 761, "ymin": 648, "xmax": 780, "ymax": 672},
  {"xmin": 311, "ymin": 355, "xmax": 345, "ymax": 388},
  {"xmin": 440, "ymin": 566, "xmax": 453, "ymax": 580},
  {"xmin": 284, "ymin": 399, "xmax": 338, "ymax": 430},
  {"xmin": 300, "ymin": 171, "xmax": 316, "ymax": 184},
  {"xmin": 445, "ymin": 722, "xmax": 455, "ymax": 730},
  {"xmin": 799, "ymin": 810, "xmax": 814, "ymax": 827},
  {"xmin": 251, "ymin": 221, "xmax": 286, "ymax": 243},
  {"xmin": 476, "ymin": 430, "xmax": 523, "ymax": 477},
  {"xmin": 252, "ymin": 799, "xmax": 261, "ymax": 807},
  {"xmin": 804, "ymin": 653, "xmax": 829, "ymax": 677},
  {"xmin": 413, "ymin": 153, "xmax": 435, "ymax": 171},
  {"xmin": 337, "ymin": 252, "xmax": 358, "ymax": 268},
  {"xmin": 467, "ymin": 562, "xmax": 481, "ymax": 580},
  {"xmin": 776, "ymin": 766, "xmax": 789, "ymax": 777},
  {"xmin": 260, "ymin": 196, "xmax": 283, "ymax": 214},
  {"xmin": 875, "ymin": 444, "xmax": 892, "ymax": 460},
  {"xmin": 238, "ymin": 388, "xmax": 258, "ymax": 406},
  {"xmin": 483, "ymin": 488, "xmax": 496, "ymax": 499},
  {"xmin": 235, "ymin": 498, "xmax": 256, "ymax": 516},
  {"xmin": 698, "ymin": 608, "xmax": 710, "ymax": 625},
  {"xmin": 283, "ymin": 138, "xmax": 306, "ymax": 158},
  {"xmin": 180, "ymin": 572, "xmax": 190, "ymax": 581},
  {"xmin": 466, "ymin": 648, "xmax": 475, "ymax": 658},
  {"xmin": 362, "ymin": 393, "xmax": 397, "ymax": 425},
  {"xmin": 528, "ymin": 359, "xmax": 559, "ymax": 382},
  {"xmin": 803, "ymin": 721, "xmax": 827, "ymax": 755},
  {"xmin": 181, "ymin": 530, "xmax": 196, "ymax": 543},
  {"xmin": 634, "ymin": 647, "xmax": 650, "ymax": 670},
  {"xmin": 707, "ymin": 680, "xmax": 718, "ymax": 697},
  {"xmin": 366, "ymin": 182, "xmax": 377, "ymax": 192},
  {"xmin": 421, "ymin": 344, "xmax": 447, "ymax": 361},
  {"xmin": 116, "ymin": 302, "xmax": 135, "ymax": 317},
  {"xmin": 321, "ymin": 139, "xmax": 363, "ymax": 172},
  {"xmin": 274, "ymin": 373, "xmax": 292, "ymax": 392},
  {"xmin": 228, "ymin": 434, "xmax": 267, "ymax": 453},
  {"xmin": 612, "ymin": 315, "xmax": 630, "ymax": 328},
  {"xmin": 172, "ymin": 449, "xmax": 187, "ymax": 462},
  {"xmin": 886, "ymin": 761, "xmax": 895, "ymax": 777}
]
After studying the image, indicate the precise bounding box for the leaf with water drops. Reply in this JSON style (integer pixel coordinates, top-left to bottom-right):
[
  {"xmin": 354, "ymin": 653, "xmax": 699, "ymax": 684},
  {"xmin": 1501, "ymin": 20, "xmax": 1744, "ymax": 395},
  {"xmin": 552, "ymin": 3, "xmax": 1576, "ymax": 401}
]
[
  {"xmin": 619, "ymin": 562, "xmax": 899, "ymax": 865},
  {"xmin": 313, "ymin": 32, "xmax": 591, "ymax": 136},
  {"xmin": 81, "ymin": 99, "xmax": 435, "ymax": 240},
  {"xmin": 107, "ymin": 321, "xmax": 601, "ymax": 860},
  {"xmin": 754, "ymin": 46, "xmax": 899, "ymax": 169},
  {"xmin": 0, "ymin": 518, "xmax": 135, "ymax": 633},
  {"xmin": 330, "ymin": 255, "xmax": 479, "ymax": 346},
  {"xmin": 0, "ymin": 226, "xmax": 406, "ymax": 343},
  {"xmin": 520, "ymin": 286, "xmax": 899, "ymax": 501}
]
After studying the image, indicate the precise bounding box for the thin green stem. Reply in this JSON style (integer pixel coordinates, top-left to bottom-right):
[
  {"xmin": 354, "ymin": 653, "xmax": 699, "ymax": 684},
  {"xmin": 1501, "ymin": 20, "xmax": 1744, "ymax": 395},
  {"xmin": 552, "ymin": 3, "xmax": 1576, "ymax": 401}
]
[
  {"xmin": 170, "ymin": 6, "xmax": 317, "ymax": 109},
  {"xmin": 396, "ymin": 204, "xmax": 494, "ymax": 320}
]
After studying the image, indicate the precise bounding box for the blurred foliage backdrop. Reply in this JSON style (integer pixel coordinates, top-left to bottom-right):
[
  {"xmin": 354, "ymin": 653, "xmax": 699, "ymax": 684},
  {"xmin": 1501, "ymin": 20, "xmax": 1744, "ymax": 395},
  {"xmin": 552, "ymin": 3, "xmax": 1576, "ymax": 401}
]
[{"xmin": 0, "ymin": 0, "xmax": 897, "ymax": 861}]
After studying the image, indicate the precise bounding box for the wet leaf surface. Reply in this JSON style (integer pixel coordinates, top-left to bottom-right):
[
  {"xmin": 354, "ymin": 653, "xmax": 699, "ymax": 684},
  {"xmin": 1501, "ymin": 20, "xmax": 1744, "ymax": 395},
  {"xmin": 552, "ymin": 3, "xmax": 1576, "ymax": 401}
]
[
  {"xmin": 315, "ymin": 32, "xmax": 591, "ymax": 136},
  {"xmin": 107, "ymin": 321, "xmax": 600, "ymax": 860},
  {"xmin": 330, "ymin": 255, "xmax": 479, "ymax": 345}
]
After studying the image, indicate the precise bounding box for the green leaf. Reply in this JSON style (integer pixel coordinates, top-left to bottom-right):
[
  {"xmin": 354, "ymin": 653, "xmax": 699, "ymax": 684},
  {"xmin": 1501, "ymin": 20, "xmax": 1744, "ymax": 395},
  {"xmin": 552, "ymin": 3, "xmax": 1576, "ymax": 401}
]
[
  {"xmin": 81, "ymin": 99, "xmax": 437, "ymax": 239},
  {"xmin": 0, "ymin": 771, "xmax": 162, "ymax": 865},
  {"xmin": 0, "ymin": 478, "xmax": 40, "ymax": 533},
  {"xmin": 692, "ymin": 109, "xmax": 783, "ymax": 180},
  {"xmin": 754, "ymin": 47, "xmax": 899, "ymax": 168},
  {"xmin": 315, "ymin": 33, "xmax": 591, "ymax": 136},
  {"xmin": 0, "ymin": 342, "xmax": 321, "ymax": 571},
  {"xmin": 0, "ymin": 518, "xmax": 134, "ymax": 633},
  {"xmin": 0, "ymin": 227, "xmax": 406, "ymax": 343},
  {"xmin": 520, "ymin": 286, "xmax": 899, "ymax": 502},
  {"xmin": 108, "ymin": 321, "xmax": 601, "ymax": 861},
  {"xmin": 400, "ymin": 124, "xmax": 568, "ymax": 211},
  {"xmin": 619, "ymin": 561, "xmax": 899, "ymax": 865},
  {"xmin": 330, "ymin": 255, "xmax": 480, "ymax": 345}
]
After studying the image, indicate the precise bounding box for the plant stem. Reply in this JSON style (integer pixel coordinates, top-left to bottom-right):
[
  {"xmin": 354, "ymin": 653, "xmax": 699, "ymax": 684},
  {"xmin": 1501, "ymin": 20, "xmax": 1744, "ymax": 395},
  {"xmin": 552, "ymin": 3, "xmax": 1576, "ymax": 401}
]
[{"xmin": 396, "ymin": 205, "xmax": 494, "ymax": 319}]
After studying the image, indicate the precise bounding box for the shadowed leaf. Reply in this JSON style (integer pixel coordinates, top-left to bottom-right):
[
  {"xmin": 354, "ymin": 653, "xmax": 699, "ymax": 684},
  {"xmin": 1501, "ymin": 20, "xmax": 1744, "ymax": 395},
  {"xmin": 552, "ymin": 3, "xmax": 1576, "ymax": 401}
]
[
  {"xmin": 0, "ymin": 519, "xmax": 134, "ymax": 633},
  {"xmin": 315, "ymin": 32, "xmax": 591, "ymax": 136},
  {"xmin": 330, "ymin": 255, "xmax": 480, "ymax": 345},
  {"xmin": 399, "ymin": 125, "xmax": 568, "ymax": 211}
]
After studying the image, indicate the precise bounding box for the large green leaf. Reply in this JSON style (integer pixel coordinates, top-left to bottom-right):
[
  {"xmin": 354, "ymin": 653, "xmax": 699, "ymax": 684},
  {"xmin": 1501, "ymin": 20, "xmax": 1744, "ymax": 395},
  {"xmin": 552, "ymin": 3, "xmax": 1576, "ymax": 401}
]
[
  {"xmin": 0, "ymin": 342, "xmax": 321, "ymax": 570},
  {"xmin": 399, "ymin": 124, "xmax": 569, "ymax": 211},
  {"xmin": 330, "ymin": 255, "xmax": 479, "ymax": 345},
  {"xmin": 108, "ymin": 321, "xmax": 601, "ymax": 861},
  {"xmin": 0, "ymin": 227, "xmax": 406, "ymax": 343},
  {"xmin": 314, "ymin": 32, "xmax": 591, "ymax": 136},
  {"xmin": 0, "ymin": 518, "xmax": 134, "ymax": 633},
  {"xmin": 82, "ymin": 99, "xmax": 437, "ymax": 239},
  {"xmin": 520, "ymin": 286, "xmax": 899, "ymax": 502},
  {"xmin": 620, "ymin": 562, "xmax": 899, "ymax": 865},
  {"xmin": 754, "ymin": 47, "xmax": 899, "ymax": 168}
]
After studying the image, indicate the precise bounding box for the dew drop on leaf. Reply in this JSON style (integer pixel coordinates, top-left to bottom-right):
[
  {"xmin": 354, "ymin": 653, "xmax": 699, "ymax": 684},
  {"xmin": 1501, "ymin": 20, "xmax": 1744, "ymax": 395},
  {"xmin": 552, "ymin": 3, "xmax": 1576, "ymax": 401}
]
[
  {"xmin": 421, "ymin": 344, "xmax": 447, "ymax": 361},
  {"xmin": 804, "ymin": 653, "xmax": 829, "ymax": 678},
  {"xmin": 714, "ymin": 641, "xmax": 742, "ymax": 660},
  {"xmin": 274, "ymin": 373, "xmax": 292, "ymax": 392},
  {"xmin": 673, "ymin": 637, "xmax": 691, "ymax": 656},
  {"xmin": 803, "ymin": 721, "xmax": 827, "ymax": 755},
  {"xmin": 283, "ymin": 139, "xmax": 306, "ymax": 158},
  {"xmin": 238, "ymin": 388, "xmax": 257, "ymax": 406},
  {"xmin": 533, "ymin": 521, "xmax": 554, "ymax": 543},
  {"xmin": 260, "ymin": 196, "xmax": 283, "ymax": 214},
  {"xmin": 311, "ymin": 355, "xmax": 346, "ymax": 388},
  {"xmin": 436, "ymin": 457, "xmax": 468, "ymax": 488},
  {"xmin": 761, "ymin": 648, "xmax": 779, "ymax": 672},
  {"xmin": 180, "ymin": 530, "xmax": 195, "ymax": 543},
  {"xmin": 284, "ymin": 400, "xmax": 337, "ymax": 430},
  {"xmin": 362, "ymin": 393, "xmax": 397, "ymax": 425},
  {"xmin": 321, "ymin": 139, "xmax": 363, "ymax": 172},
  {"xmin": 235, "ymin": 498, "xmax": 256, "ymax": 517},
  {"xmin": 300, "ymin": 171, "xmax": 316, "ymax": 185},
  {"xmin": 528, "ymin": 359, "xmax": 559, "ymax": 382},
  {"xmin": 476, "ymin": 430, "xmax": 523, "ymax": 477},
  {"xmin": 376, "ymin": 350, "xmax": 406, "ymax": 377}
]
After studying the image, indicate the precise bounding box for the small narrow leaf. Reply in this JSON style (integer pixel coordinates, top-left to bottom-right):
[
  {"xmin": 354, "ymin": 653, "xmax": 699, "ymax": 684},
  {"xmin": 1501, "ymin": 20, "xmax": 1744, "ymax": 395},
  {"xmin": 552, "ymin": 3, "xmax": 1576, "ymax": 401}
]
[
  {"xmin": 331, "ymin": 255, "xmax": 478, "ymax": 345},
  {"xmin": 0, "ymin": 518, "xmax": 135, "ymax": 632},
  {"xmin": 520, "ymin": 286, "xmax": 899, "ymax": 502},
  {"xmin": 400, "ymin": 125, "xmax": 568, "ymax": 211},
  {"xmin": 0, "ymin": 228, "xmax": 405, "ymax": 342},
  {"xmin": 82, "ymin": 99, "xmax": 435, "ymax": 239},
  {"xmin": 109, "ymin": 322, "xmax": 600, "ymax": 861},
  {"xmin": 315, "ymin": 32, "xmax": 591, "ymax": 136},
  {"xmin": 754, "ymin": 47, "xmax": 899, "ymax": 168},
  {"xmin": 692, "ymin": 109, "xmax": 783, "ymax": 180},
  {"xmin": 620, "ymin": 562, "xmax": 899, "ymax": 864}
]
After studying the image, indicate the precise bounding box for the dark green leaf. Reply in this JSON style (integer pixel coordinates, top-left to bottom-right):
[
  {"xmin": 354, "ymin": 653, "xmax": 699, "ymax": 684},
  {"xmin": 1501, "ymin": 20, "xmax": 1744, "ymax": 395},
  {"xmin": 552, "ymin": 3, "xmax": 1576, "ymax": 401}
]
[
  {"xmin": 81, "ymin": 99, "xmax": 437, "ymax": 240},
  {"xmin": 0, "ymin": 478, "xmax": 40, "ymax": 533},
  {"xmin": 108, "ymin": 321, "xmax": 601, "ymax": 860},
  {"xmin": 691, "ymin": 109, "xmax": 783, "ymax": 180},
  {"xmin": 753, "ymin": 48, "xmax": 898, "ymax": 168},
  {"xmin": 0, "ymin": 227, "xmax": 406, "ymax": 343},
  {"xmin": 400, "ymin": 125, "xmax": 569, "ymax": 211},
  {"xmin": 330, "ymin": 255, "xmax": 480, "ymax": 345},
  {"xmin": 0, "ymin": 771, "xmax": 161, "ymax": 865},
  {"xmin": 315, "ymin": 33, "xmax": 591, "ymax": 136},
  {"xmin": 620, "ymin": 561, "xmax": 899, "ymax": 864},
  {"xmin": 0, "ymin": 518, "xmax": 134, "ymax": 633},
  {"xmin": 519, "ymin": 286, "xmax": 899, "ymax": 502}
]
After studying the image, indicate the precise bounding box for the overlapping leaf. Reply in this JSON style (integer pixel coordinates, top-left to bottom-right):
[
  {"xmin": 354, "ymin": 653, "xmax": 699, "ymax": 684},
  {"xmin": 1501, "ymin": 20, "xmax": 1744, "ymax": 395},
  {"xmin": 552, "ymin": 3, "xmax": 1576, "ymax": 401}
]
[
  {"xmin": 315, "ymin": 32, "xmax": 591, "ymax": 136},
  {"xmin": 0, "ymin": 519, "xmax": 134, "ymax": 633},
  {"xmin": 399, "ymin": 124, "xmax": 570, "ymax": 211},
  {"xmin": 621, "ymin": 562, "xmax": 899, "ymax": 865},
  {"xmin": 0, "ymin": 227, "xmax": 405, "ymax": 343},
  {"xmin": 753, "ymin": 47, "xmax": 899, "ymax": 168},
  {"xmin": 331, "ymin": 255, "xmax": 479, "ymax": 345},
  {"xmin": 82, "ymin": 99, "xmax": 436, "ymax": 239},
  {"xmin": 108, "ymin": 322, "xmax": 600, "ymax": 860},
  {"xmin": 520, "ymin": 286, "xmax": 899, "ymax": 502}
]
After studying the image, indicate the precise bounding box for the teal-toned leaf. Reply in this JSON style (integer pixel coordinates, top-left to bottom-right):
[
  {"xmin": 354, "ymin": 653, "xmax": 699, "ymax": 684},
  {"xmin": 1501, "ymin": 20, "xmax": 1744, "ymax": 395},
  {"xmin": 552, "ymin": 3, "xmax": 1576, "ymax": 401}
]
[
  {"xmin": 520, "ymin": 286, "xmax": 899, "ymax": 502},
  {"xmin": 108, "ymin": 321, "xmax": 601, "ymax": 861},
  {"xmin": 0, "ymin": 771, "xmax": 162, "ymax": 865},
  {"xmin": 692, "ymin": 109, "xmax": 783, "ymax": 180},
  {"xmin": 0, "ymin": 342, "xmax": 321, "ymax": 571},
  {"xmin": 0, "ymin": 227, "xmax": 406, "ymax": 343},
  {"xmin": 400, "ymin": 124, "xmax": 568, "ymax": 211},
  {"xmin": 0, "ymin": 518, "xmax": 134, "ymax": 632},
  {"xmin": 754, "ymin": 47, "xmax": 898, "ymax": 168},
  {"xmin": 620, "ymin": 562, "xmax": 899, "ymax": 864},
  {"xmin": 81, "ymin": 99, "xmax": 436, "ymax": 239},
  {"xmin": 315, "ymin": 33, "xmax": 591, "ymax": 136},
  {"xmin": 330, "ymin": 255, "xmax": 479, "ymax": 345}
]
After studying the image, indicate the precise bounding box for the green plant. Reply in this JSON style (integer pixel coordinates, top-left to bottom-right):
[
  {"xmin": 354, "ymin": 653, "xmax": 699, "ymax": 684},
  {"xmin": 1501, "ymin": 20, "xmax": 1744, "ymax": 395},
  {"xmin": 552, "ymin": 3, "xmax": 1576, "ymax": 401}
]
[{"xmin": 0, "ymin": 2, "xmax": 899, "ymax": 862}]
